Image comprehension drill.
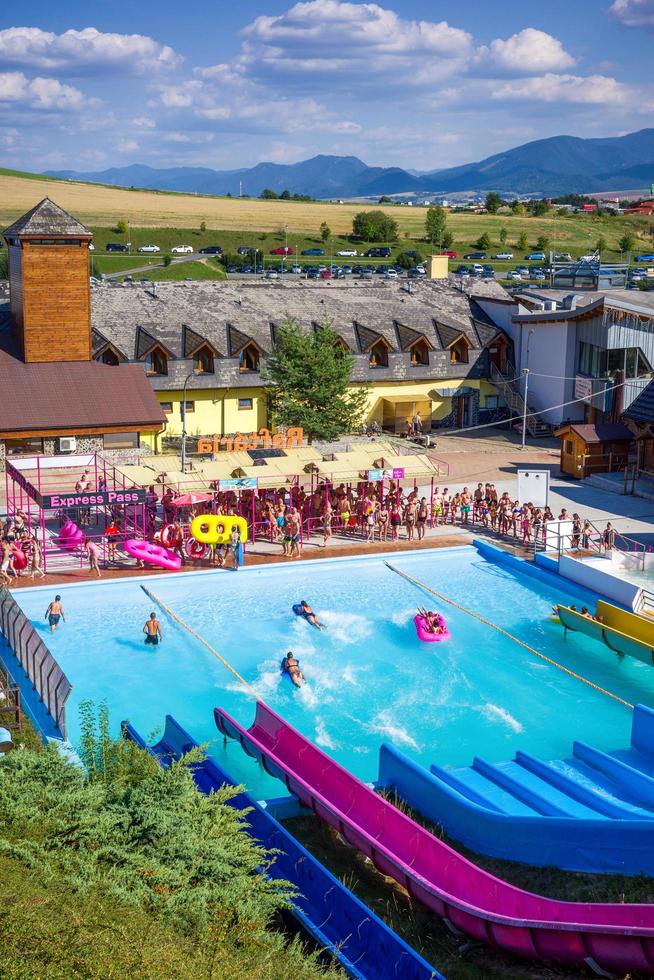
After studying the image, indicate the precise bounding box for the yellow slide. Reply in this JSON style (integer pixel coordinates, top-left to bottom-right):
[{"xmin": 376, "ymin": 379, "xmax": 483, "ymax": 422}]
[{"xmin": 557, "ymin": 601, "xmax": 654, "ymax": 666}]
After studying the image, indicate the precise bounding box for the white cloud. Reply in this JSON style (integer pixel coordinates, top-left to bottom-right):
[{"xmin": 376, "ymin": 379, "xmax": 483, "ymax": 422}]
[
  {"xmin": 0, "ymin": 26, "xmax": 182, "ymax": 75},
  {"xmin": 610, "ymin": 0, "xmax": 654, "ymax": 27},
  {"xmin": 0, "ymin": 71, "xmax": 87, "ymax": 109},
  {"xmin": 475, "ymin": 28, "xmax": 575, "ymax": 75},
  {"xmin": 240, "ymin": 0, "xmax": 472, "ymax": 85},
  {"xmin": 117, "ymin": 138, "xmax": 139, "ymax": 153},
  {"xmin": 490, "ymin": 72, "xmax": 631, "ymax": 105}
]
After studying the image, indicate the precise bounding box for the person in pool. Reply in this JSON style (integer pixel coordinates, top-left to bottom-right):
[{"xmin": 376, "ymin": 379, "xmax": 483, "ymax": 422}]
[
  {"xmin": 143, "ymin": 612, "xmax": 163, "ymax": 646},
  {"xmin": 282, "ymin": 652, "xmax": 305, "ymax": 687},
  {"xmin": 424, "ymin": 610, "xmax": 445, "ymax": 634},
  {"xmin": 45, "ymin": 595, "xmax": 66, "ymax": 632},
  {"xmin": 299, "ymin": 600, "xmax": 325, "ymax": 630}
]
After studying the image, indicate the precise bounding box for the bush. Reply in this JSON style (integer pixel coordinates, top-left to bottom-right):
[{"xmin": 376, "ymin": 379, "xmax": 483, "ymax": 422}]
[
  {"xmin": 517, "ymin": 232, "xmax": 529, "ymax": 251},
  {"xmin": 352, "ymin": 210, "xmax": 398, "ymax": 242},
  {"xmin": 475, "ymin": 233, "xmax": 492, "ymax": 251},
  {"xmin": 395, "ymin": 250, "xmax": 424, "ymax": 269},
  {"xmin": 115, "ymin": 219, "xmax": 128, "ymax": 235},
  {"xmin": 163, "ymin": 255, "xmax": 172, "ymax": 267}
]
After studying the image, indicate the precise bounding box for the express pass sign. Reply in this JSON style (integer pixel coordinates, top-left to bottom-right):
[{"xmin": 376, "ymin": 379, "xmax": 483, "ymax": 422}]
[{"xmin": 40, "ymin": 489, "xmax": 147, "ymax": 509}]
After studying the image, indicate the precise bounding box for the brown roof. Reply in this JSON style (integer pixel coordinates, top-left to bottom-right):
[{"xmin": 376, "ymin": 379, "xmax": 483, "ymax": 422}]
[
  {"xmin": 554, "ymin": 423, "xmax": 633, "ymax": 444},
  {"xmin": 0, "ymin": 341, "xmax": 165, "ymax": 436},
  {"xmin": 3, "ymin": 198, "xmax": 92, "ymax": 239}
]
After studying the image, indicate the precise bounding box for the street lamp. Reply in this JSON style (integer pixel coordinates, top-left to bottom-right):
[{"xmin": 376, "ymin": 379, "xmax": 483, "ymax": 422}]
[
  {"xmin": 521, "ymin": 329, "xmax": 534, "ymax": 450},
  {"xmin": 253, "ymin": 248, "xmax": 259, "ymax": 275},
  {"xmin": 181, "ymin": 370, "xmax": 196, "ymax": 473}
]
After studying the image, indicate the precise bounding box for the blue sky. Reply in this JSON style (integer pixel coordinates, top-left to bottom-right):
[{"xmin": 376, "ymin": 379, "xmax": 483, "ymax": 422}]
[{"xmin": 0, "ymin": 0, "xmax": 652, "ymax": 173}]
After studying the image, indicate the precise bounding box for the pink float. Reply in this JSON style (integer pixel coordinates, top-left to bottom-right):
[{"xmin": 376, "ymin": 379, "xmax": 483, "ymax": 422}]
[
  {"xmin": 124, "ymin": 538, "xmax": 181, "ymax": 571},
  {"xmin": 414, "ymin": 613, "xmax": 449, "ymax": 643},
  {"xmin": 58, "ymin": 520, "xmax": 84, "ymax": 550}
]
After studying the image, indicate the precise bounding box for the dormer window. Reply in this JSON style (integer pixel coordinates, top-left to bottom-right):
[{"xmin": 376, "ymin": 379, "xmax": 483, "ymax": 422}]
[
  {"xmin": 239, "ymin": 342, "xmax": 261, "ymax": 372},
  {"xmin": 193, "ymin": 345, "xmax": 214, "ymax": 373},
  {"xmin": 333, "ymin": 337, "xmax": 349, "ymax": 354},
  {"xmin": 450, "ymin": 338, "xmax": 469, "ymax": 365},
  {"xmin": 369, "ymin": 339, "xmax": 390, "ymax": 368},
  {"xmin": 409, "ymin": 338, "xmax": 430, "ymax": 366},
  {"xmin": 98, "ymin": 348, "xmax": 120, "ymax": 366},
  {"xmin": 145, "ymin": 346, "xmax": 168, "ymax": 375}
]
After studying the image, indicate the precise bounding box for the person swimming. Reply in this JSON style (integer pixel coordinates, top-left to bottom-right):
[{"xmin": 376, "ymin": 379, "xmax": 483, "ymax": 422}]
[
  {"xmin": 299, "ymin": 600, "xmax": 326, "ymax": 630},
  {"xmin": 282, "ymin": 652, "xmax": 305, "ymax": 688}
]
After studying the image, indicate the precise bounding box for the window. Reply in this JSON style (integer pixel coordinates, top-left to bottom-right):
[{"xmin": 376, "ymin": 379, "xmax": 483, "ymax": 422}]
[
  {"xmin": 450, "ymin": 338, "xmax": 469, "ymax": 364},
  {"xmin": 565, "ymin": 440, "xmax": 574, "ymax": 454},
  {"xmin": 182, "ymin": 401, "xmax": 195, "ymax": 413},
  {"xmin": 409, "ymin": 339, "xmax": 430, "ymax": 366},
  {"xmin": 238, "ymin": 397, "xmax": 253, "ymax": 410},
  {"xmin": 193, "ymin": 345, "xmax": 214, "ymax": 373},
  {"xmin": 333, "ymin": 337, "xmax": 349, "ymax": 354},
  {"xmin": 5, "ymin": 437, "xmax": 43, "ymax": 456},
  {"xmin": 578, "ymin": 343, "xmax": 653, "ymax": 380},
  {"xmin": 97, "ymin": 349, "xmax": 120, "ymax": 366},
  {"xmin": 239, "ymin": 343, "xmax": 260, "ymax": 372},
  {"xmin": 103, "ymin": 432, "xmax": 139, "ymax": 450},
  {"xmin": 369, "ymin": 339, "xmax": 389, "ymax": 368},
  {"xmin": 485, "ymin": 395, "xmax": 499, "ymax": 410},
  {"xmin": 144, "ymin": 348, "xmax": 167, "ymax": 375},
  {"xmin": 160, "ymin": 401, "xmax": 173, "ymax": 413}
]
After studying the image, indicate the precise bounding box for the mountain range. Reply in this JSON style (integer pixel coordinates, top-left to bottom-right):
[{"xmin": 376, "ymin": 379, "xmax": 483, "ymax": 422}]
[{"xmin": 46, "ymin": 128, "xmax": 654, "ymax": 199}]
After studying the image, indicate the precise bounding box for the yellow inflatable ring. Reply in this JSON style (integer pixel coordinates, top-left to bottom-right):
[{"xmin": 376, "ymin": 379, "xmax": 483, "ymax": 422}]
[{"xmin": 190, "ymin": 514, "xmax": 248, "ymax": 545}]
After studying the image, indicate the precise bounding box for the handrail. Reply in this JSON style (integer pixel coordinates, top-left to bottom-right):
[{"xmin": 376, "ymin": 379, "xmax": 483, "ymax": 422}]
[{"xmin": 0, "ymin": 587, "xmax": 72, "ymax": 737}]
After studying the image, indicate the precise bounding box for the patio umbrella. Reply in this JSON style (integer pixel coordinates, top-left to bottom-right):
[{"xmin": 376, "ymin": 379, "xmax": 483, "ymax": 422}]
[{"xmin": 169, "ymin": 492, "xmax": 212, "ymax": 507}]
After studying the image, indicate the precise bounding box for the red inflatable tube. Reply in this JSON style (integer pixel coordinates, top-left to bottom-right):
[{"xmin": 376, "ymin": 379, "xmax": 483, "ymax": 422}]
[
  {"xmin": 185, "ymin": 537, "xmax": 208, "ymax": 560},
  {"xmin": 161, "ymin": 523, "xmax": 181, "ymax": 548}
]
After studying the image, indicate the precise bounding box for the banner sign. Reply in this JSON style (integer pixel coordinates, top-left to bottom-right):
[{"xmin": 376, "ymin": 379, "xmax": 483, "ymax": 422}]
[
  {"xmin": 218, "ymin": 477, "xmax": 258, "ymax": 490},
  {"xmin": 198, "ymin": 427, "xmax": 304, "ymax": 454},
  {"xmin": 574, "ymin": 376, "xmax": 593, "ymax": 401},
  {"xmin": 40, "ymin": 489, "xmax": 147, "ymax": 510},
  {"xmin": 367, "ymin": 467, "xmax": 405, "ymax": 481}
]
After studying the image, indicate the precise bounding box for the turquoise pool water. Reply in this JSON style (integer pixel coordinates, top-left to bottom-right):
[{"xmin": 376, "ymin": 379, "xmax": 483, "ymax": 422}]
[{"xmin": 15, "ymin": 547, "xmax": 654, "ymax": 797}]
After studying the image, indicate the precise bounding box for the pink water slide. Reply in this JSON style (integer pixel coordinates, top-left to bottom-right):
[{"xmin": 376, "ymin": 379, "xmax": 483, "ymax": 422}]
[{"xmin": 214, "ymin": 702, "xmax": 654, "ymax": 974}]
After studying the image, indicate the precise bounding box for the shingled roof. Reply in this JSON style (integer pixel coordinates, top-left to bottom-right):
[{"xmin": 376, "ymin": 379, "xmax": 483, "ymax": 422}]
[
  {"xmin": 623, "ymin": 379, "xmax": 654, "ymax": 425},
  {"xmin": 394, "ymin": 321, "xmax": 433, "ymax": 352},
  {"xmin": 3, "ymin": 198, "xmax": 92, "ymax": 239}
]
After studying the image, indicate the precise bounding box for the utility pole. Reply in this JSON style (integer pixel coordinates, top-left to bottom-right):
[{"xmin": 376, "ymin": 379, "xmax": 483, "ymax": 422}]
[
  {"xmin": 181, "ymin": 371, "xmax": 195, "ymax": 473},
  {"xmin": 521, "ymin": 369, "xmax": 529, "ymax": 450}
]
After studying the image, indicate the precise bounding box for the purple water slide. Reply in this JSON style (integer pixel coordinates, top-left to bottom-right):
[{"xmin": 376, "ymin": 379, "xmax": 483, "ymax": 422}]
[{"xmin": 214, "ymin": 701, "xmax": 654, "ymax": 974}]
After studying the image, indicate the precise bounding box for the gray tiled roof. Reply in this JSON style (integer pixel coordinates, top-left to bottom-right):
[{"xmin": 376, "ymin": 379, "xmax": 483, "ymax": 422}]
[
  {"xmin": 90, "ymin": 277, "xmax": 507, "ymax": 365},
  {"xmin": 3, "ymin": 198, "xmax": 92, "ymax": 238}
]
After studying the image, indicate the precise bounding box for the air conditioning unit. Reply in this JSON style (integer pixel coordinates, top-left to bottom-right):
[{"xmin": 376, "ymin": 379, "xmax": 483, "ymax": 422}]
[{"xmin": 58, "ymin": 436, "xmax": 77, "ymax": 453}]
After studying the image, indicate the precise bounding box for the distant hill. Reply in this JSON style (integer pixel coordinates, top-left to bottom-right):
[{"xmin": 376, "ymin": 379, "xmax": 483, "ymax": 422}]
[{"xmin": 46, "ymin": 129, "xmax": 654, "ymax": 198}]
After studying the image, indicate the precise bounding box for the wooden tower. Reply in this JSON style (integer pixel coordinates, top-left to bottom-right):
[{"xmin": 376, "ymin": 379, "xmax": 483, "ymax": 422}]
[{"xmin": 3, "ymin": 198, "xmax": 93, "ymax": 363}]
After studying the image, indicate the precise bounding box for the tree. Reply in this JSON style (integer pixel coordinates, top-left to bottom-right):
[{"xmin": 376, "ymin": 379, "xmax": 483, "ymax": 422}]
[
  {"xmin": 441, "ymin": 229, "xmax": 454, "ymax": 250},
  {"xmin": 378, "ymin": 195, "xmax": 393, "ymax": 204},
  {"xmin": 475, "ymin": 232, "xmax": 492, "ymax": 251},
  {"xmin": 536, "ymin": 235, "xmax": 550, "ymax": 252},
  {"xmin": 499, "ymin": 226, "xmax": 508, "ymax": 244},
  {"xmin": 264, "ymin": 320, "xmax": 368, "ymax": 440},
  {"xmin": 531, "ymin": 201, "xmax": 550, "ymax": 216},
  {"xmin": 320, "ymin": 221, "xmax": 331, "ymax": 243},
  {"xmin": 595, "ymin": 235, "xmax": 608, "ymax": 253},
  {"xmin": 485, "ymin": 192, "xmax": 502, "ymax": 214},
  {"xmin": 115, "ymin": 219, "xmax": 128, "ymax": 234},
  {"xmin": 517, "ymin": 231, "xmax": 529, "ymax": 251},
  {"xmin": 424, "ymin": 205, "xmax": 448, "ymax": 247},
  {"xmin": 511, "ymin": 202, "xmax": 526, "ymax": 215},
  {"xmin": 260, "ymin": 188, "xmax": 278, "ymax": 200},
  {"xmin": 395, "ymin": 250, "xmax": 424, "ymax": 269},
  {"xmin": 200, "ymin": 220, "xmax": 206, "ymax": 233},
  {"xmin": 280, "ymin": 189, "xmax": 291, "ymax": 200},
  {"xmin": 352, "ymin": 210, "xmax": 398, "ymax": 242},
  {"xmin": 619, "ymin": 231, "xmax": 637, "ymax": 253},
  {"xmin": 163, "ymin": 255, "xmax": 172, "ymax": 267}
]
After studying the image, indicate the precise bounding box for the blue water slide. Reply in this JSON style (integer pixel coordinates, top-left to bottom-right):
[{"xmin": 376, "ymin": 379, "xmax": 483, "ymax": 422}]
[
  {"xmin": 378, "ymin": 704, "xmax": 654, "ymax": 876},
  {"xmin": 124, "ymin": 715, "xmax": 442, "ymax": 980}
]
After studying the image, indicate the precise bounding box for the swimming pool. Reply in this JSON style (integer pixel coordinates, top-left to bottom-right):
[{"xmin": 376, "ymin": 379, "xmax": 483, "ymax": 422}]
[{"xmin": 15, "ymin": 546, "xmax": 654, "ymax": 797}]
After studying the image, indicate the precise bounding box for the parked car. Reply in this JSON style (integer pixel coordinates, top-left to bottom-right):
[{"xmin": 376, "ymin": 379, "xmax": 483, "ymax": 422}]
[
  {"xmin": 482, "ymin": 265, "xmax": 495, "ymax": 276},
  {"xmin": 532, "ymin": 271, "xmax": 546, "ymax": 281},
  {"xmin": 407, "ymin": 267, "xmax": 422, "ymax": 279},
  {"xmin": 301, "ymin": 247, "xmax": 324, "ymax": 256},
  {"xmin": 635, "ymin": 254, "xmax": 654, "ymax": 262},
  {"xmin": 171, "ymin": 245, "xmax": 193, "ymax": 254},
  {"xmin": 320, "ymin": 269, "xmax": 332, "ymax": 279},
  {"xmin": 554, "ymin": 252, "xmax": 572, "ymax": 261},
  {"xmin": 237, "ymin": 246, "xmax": 251, "ymax": 255},
  {"xmin": 270, "ymin": 246, "xmax": 294, "ymax": 255},
  {"xmin": 265, "ymin": 269, "xmax": 279, "ymax": 279},
  {"xmin": 464, "ymin": 251, "xmax": 486, "ymax": 260},
  {"xmin": 525, "ymin": 252, "xmax": 545, "ymax": 261},
  {"xmin": 226, "ymin": 265, "xmax": 238, "ymax": 273},
  {"xmin": 376, "ymin": 264, "xmax": 389, "ymax": 275},
  {"xmin": 471, "ymin": 264, "xmax": 484, "ymax": 274},
  {"xmin": 291, "ymin": 263, "xmax": 302, "ymax": 274},
  {"xmin": 515, "ymin": 265, "xmax": 530, "ymax": 275},
  {"xmin": 363, "ymin": 247, "xmax": 392, "ymax": 258},
  {"xmin": 336, "ymin": 249, "xmax": 357, "ymax": 256},
  {"xmin": 242, "ymin": 265, "xmax": 253, "ymax": 274},
  {"xmin": 358, "ymin": 269, "xmax": 373, "ymax": 279},
  {"xmin": 138, "ymin": 245, "xmax": 160, "ymax": 253},
  {"xmin": 200, "ymin": 245, "xmax": 222, "ymax": 254},
  {"xmin": 106, "ymin": 243, "xmax": 129, "ymax": 252},
  {"xmin": 342, "ymin": 265, "xmax": 353, "ymax": 275},
  {"xmin": 415, "ymin": 265, "xmax": 426, "ymax": 275},
  {"xmin": 385, "ymin": 269, "xmax": 398, "ymax": 279},
  {"xmin": 507, "ymin": 271, "xmax": 522, "ymax": 281},
  {"xmin": 492, "ymin": 252, "xmax": 513, "ymax": 260},
  {"xmin": 438, "ymin": 250, "xmax": 457, "ymax": 258},
  {"xmin": 307, "ymin": 268, "xmax": 319, "ymax": 279}
]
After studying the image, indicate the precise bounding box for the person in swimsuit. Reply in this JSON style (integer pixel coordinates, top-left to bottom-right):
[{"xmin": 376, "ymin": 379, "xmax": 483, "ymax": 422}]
[
  {"xmin": 0, "ymin": 542, "xmax": 14, "ymax": 586},
  {"xmin": 460, "ymin": 488, "xmax": 471, "ymax": 525},
  {"xmin": 282, "ymin": 652, "xmax": 305, "ymax": 687},
  {"xmin": 404, "ymin": 500, "xmax": 417, "ymax": 541},
  {"xmin": 322, "ymin": 501, "xmax": 333, "ymax": 547},
  {"xmin": 230, "ymin": 524, "xmax": 242, "ymax": 570},
  {"xmin": 377, "ymin": 503, "xmax": 389, "ymax": 542},
  {"xmin": 143, "ymin": 612, "xmax": 163, "ymax": 646},
  {"xmin": 416, "ymin": 497, "xmax": 428, "ymax": 540},
  {"xmin": 105, "ymin": 520, "xmax": 119, "ymax": 563},
  {"xmin": 424, "ymin": 610, "xmax": 445, "ymax": 635},
  {"xmin": 300, "ymin": 600, "xmax": 325, "ymax": 630},
  {"xmin": 45, "ymin": 596, "xmax": 65, "ymax": 632},
  {"xmin": 29, "ymin": 539, "xmax": 45, "ymax": 579}
]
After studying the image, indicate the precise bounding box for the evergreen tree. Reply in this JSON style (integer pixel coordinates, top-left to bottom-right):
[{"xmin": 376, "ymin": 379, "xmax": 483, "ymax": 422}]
[
  {"xmin": 475, "ymin": 232, "xmax": 492, "ymax": 251},
  {"xmin": 264, "ymin": 320, "xmax": 368, "ymax": 440},
  {"xmin": 595, "ymin": 235, "xmax": 608, "ymax": 253},
  {"xmin": 485, "ymin": 192, "xmax": 502, "ymax": 214},
  {"xmin": 619, "ymin": 231, "xmax": 636, "ymax": 253},
  {"xmin": 320, "ymin": 221, "xmax": 331, "ymax": 243},
  {"xmin": 424, "ymin": 205, "xmax": 448, "ymax": 247},
  {"xmin": 499, "ymin": 226, "xmax": 508, "ymax": 244},
  {"xmin": 517, "ymin": 231, "xmax": 529, "ymax": 251},
  {"xmin": 536, "ymin": 235, "xmax": 550, "ymax": 252}
]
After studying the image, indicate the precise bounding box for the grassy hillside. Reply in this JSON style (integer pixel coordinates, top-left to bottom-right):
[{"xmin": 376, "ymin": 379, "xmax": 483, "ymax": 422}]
[{"xmin": 1, "ymin": 170, "xmax": 652, "ymax": 257}]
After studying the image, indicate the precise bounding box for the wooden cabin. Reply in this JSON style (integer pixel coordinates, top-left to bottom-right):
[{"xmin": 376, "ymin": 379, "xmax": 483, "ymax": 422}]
[{"xmin": 554, "ymin": 423, "xmax": 633, "ymax": 479}]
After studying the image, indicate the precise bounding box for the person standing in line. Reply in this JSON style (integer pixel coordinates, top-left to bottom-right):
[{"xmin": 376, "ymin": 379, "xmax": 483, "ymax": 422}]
[
  {"xmin": 416, "ymin": 497, "xmax": 428, "ymax": 540},
  {"xmin": 230, "ymin": 523, "xmax": 242, "ymax": 569},
  {"xmin": 45, "ymin": 596, "xmax": 65, "ymax": 632}
]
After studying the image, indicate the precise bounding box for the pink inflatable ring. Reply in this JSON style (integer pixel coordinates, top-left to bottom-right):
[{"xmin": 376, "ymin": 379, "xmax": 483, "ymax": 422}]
[
  {"xmin": 414, "ymin": 613, "xmax": 449, "ymax": 643},
  {"xmin": 124, "ymin": 538, "xmax": 181, "ymax": 571}
]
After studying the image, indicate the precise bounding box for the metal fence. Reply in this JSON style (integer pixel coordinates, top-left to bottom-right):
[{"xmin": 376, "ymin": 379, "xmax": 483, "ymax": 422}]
[{"xmin": 0, "ymin": 587, "xmax": 71, "ymax": 738}]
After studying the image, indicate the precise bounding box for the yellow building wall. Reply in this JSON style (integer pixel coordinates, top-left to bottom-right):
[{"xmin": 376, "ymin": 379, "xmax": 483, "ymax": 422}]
[{"xmin": 361, "ymin": 379, "xmax": 491, "ymax": 425}]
